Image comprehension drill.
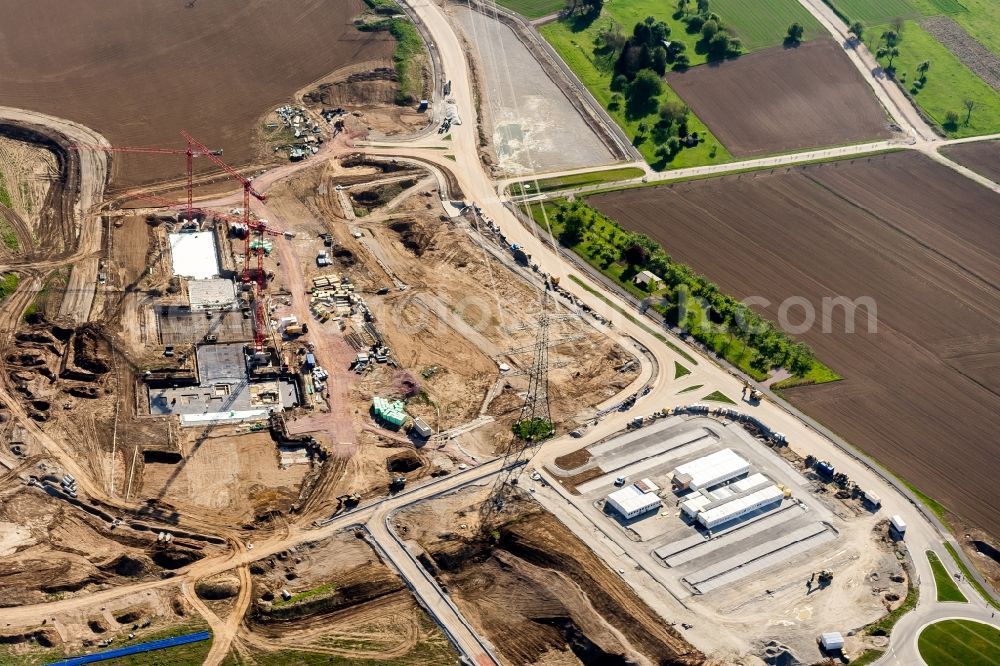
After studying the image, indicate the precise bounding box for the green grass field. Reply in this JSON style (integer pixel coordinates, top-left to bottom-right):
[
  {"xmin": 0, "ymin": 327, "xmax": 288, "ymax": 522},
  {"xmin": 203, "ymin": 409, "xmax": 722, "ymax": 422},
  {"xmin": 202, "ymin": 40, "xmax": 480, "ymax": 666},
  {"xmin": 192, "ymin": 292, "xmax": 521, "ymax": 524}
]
[
  {"xmin": 703, "ymin": 390, "xmax": 736, "ymax": 404},
  {"xmin": 0, "ymin": 273, "xmax": 19, "ymax": 302},
  {"xmin": 539, "ymin": 0, "xmax": 834, "ymax": 168},
  {"xmin": 539, "ymin": 2, "xmax": 732, "ymax": 169},
  {"xmin": 829, "ymin": 0, "xmax": 921, "ymax": 24},
  {"xmin": 951, "ymin": 0, "xmax": 1000, "ymax": 58},
  {"xmin": 873, "ymin": 20, "xmax": 1000, "ymax": 137},
  {"xmin": 674, "ymin": 361, "xmax": 691, "ymax": 379},
  {"xmin": 830, "ymin": 0, "xmax": 1000, "ymax": 59},
  {"xmin": 509, "ymin": 166, "xmax": 646, "ymax": 195},
  {"xmin": 0, "ymin": 219, "xmax": 19, "ymax": 251},
  {"xmin": 918, "ymin": 619, "xmax": 1000, "ymax": 666},
  {"xmin": 712, "ymin": 0, "xmax": 823, "ymax": 50},
  {"xmin": 497, "ymin": 0, "xmax": 566, "ymax": 19},
  {"xmin": 943, "ymin": 542, "xmax": 1000, "ymax": 610},
  {"xmin": 927, "ymin": 550, "xmax": 968, "ymax": 602}
]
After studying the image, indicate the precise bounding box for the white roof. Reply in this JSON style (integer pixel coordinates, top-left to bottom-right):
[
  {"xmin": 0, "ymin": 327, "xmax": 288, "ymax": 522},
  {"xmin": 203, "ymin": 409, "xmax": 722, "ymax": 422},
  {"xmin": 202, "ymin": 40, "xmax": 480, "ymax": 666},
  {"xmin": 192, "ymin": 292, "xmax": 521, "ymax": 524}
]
[
  {"xmin": 169, "ymin": 231, "xmax": 220, "ymax": 280},
  {"xmin": 608, "ymin": 485, "xmax": 661, "ymax": 514},
  {"xmin": 730, "ymin": 472, "xmax": 770, "ymax": 493},
  {"xmin": 680, "ymin": 493, "xmax": 713, "ymax": 514},
  {"xmin": 709, "ymin": 486, "xmax": 734, "ymax": 501},
  {"xmin": 635, "ymin": 270, "xmax": 662, "ymax": 283},
  {"xmin": 698, "ymin": 485, "xmax": 782, "ymax": 526},
  {"xmin": 673, "ymin": 449, "xmax": 748, "ymax": 488},
  {"xmin": 820, "ymin": 632, "xmax": 844, "ymax": 649}
]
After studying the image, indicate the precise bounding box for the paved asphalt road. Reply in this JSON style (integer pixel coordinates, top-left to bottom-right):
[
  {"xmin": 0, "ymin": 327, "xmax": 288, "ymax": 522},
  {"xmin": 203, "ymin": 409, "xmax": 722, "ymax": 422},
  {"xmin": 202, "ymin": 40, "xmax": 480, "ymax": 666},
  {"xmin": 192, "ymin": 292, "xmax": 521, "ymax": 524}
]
[{"xmin": 1, "ymin": 1, "xmax": 998, "ymax": 663}]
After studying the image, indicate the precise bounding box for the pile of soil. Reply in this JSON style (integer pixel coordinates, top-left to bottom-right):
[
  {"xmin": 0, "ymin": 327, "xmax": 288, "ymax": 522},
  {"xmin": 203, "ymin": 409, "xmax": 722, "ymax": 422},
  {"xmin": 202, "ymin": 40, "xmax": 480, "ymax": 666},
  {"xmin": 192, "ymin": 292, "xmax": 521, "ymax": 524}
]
[
  {"xmin": 71, "ymin": 326, "xmax": 111, "ymax": 375},
  {"xmin": 388, "ymin": 220, "xmax": 432, "ymax": 256},
  {"xmin": 196, "ymin": 575, "xmax": 241, "ymax": 600}
]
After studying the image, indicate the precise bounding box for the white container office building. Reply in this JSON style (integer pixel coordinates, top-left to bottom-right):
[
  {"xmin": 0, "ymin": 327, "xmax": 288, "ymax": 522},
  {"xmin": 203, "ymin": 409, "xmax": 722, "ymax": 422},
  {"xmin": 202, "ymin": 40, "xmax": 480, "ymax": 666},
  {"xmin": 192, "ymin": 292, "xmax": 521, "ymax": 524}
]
[
  {"xmin": 671, "ymin": 449, "xmax": 749, "ymax": 491},
  {"xmin": 607, "ymin": 481, "xmax": 662, "ymax": 519},
  {"xmin": 697, "ymin": 484, "xmax": 783, "ymax": 530}
]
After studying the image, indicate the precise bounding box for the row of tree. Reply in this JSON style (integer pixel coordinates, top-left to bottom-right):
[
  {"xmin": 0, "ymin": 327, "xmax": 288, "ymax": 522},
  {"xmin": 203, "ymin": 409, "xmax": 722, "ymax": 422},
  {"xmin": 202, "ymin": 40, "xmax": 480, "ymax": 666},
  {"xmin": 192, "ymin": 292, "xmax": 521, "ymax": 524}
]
[{"xmin": 552, "ymin": 200, "xmax": 820, "ymax": 377}]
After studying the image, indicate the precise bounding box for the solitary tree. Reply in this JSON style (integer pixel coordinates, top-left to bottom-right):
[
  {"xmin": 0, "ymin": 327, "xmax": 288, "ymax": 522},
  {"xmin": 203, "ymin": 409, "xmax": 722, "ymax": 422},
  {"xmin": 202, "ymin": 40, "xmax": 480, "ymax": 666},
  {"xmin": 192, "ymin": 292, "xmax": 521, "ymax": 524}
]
[
  {"xmin": 877, "ymin": 45, "xmax": 900, "ymax": 69},
  {"xmin": 916, "ymin": 60, "xmax": 930, "ymax": 81},
  {"xmin": 785, "ymin": 22, "xmax": 805, "ymax": 45},
  {"xmin": 881, "ymin": 29, "xmax": 900, "ymax": 47},
  {"xmin": 891, "ymin": 16, "xmax": 905, "ymax": 34},
  {"xmin": 944, "ymin": 110, "xmax": 960, "ymax": 129},
  {"xmin": 848, "ymin": 21, "xmax": 864, "ymax": 41},
  {"xmin": 964, "ymin": 99, "xmax": 975, "ymax": 125}
]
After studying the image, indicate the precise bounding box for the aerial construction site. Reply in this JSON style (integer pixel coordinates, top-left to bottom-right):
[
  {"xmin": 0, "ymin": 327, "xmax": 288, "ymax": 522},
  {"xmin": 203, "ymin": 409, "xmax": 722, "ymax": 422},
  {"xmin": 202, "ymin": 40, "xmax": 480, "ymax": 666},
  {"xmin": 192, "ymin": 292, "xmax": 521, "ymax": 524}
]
[{"xmin": 1, "ymin": 1, "xmax": 999, "ymax": 665}]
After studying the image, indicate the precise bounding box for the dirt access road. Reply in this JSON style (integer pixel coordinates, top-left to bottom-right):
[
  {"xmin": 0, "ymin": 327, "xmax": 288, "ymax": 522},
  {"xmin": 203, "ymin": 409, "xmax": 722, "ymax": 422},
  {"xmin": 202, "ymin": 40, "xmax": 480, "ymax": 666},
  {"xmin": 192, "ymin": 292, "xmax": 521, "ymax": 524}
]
[
  {"xmin": 1, "ymin": 2, "xmax": 994, "ymax": 663},
  {"xmin": 0, "ymin": 106, "xmax": 109, "ymax": 323},
  {"xmin": 364, "ymin": 0, "xmax": 1000, "ymax": 655},
  {"xmin": 795, "ymin": 0, "xmax": 937, "ymax": 142}
]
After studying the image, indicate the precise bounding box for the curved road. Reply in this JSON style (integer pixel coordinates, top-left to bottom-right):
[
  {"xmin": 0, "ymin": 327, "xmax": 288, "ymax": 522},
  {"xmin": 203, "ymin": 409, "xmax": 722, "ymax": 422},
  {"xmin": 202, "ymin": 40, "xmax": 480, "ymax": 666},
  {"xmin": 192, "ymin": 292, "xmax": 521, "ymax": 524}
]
[{"xmin": 2, "ymin": 1, "xmax": 999, "ymax": 663}]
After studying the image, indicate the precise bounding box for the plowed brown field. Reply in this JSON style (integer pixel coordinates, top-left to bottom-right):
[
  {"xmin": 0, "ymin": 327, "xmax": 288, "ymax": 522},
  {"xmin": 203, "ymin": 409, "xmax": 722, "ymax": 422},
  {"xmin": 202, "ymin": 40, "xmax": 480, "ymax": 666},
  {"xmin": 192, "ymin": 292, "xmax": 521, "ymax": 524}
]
[
  {"xmin": 0, "ymin": 0, "xmax": 393, "ymax": 188},
  {"xmin": 666, "ymin": 39, "xmax": 892, "ymax": 156},
  {"xmin": 590, "ymin": 151, "xmax": 1000, "ymax": 538},
  {"xmin": 942, "ymin": 140, "xmax": 1000, "ymax": 184}
]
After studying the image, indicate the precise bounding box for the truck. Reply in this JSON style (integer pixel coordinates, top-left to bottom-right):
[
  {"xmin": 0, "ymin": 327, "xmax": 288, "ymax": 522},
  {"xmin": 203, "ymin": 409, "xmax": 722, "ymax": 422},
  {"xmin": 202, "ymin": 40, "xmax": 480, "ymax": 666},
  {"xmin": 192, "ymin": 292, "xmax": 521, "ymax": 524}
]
[
  {"xmin": 889, "ymin": 514, "xmax": 906, "ymax": 538},
  {"xmin": 815, "ymin": 460, "xmax": 835, "ymax": 479}
]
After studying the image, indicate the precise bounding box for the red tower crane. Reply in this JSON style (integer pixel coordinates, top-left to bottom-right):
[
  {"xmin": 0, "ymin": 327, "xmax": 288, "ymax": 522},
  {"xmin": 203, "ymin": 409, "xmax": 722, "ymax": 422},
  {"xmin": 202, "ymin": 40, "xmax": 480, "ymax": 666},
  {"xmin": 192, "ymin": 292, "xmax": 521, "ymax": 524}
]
[
  {"xmin": 179, "ymin": 130, "xmax": 272, "ymax": 353},
  {"xmin": 125, "ymin": 190, "xmax": 284, "ymax": 353},
  {"xmin": 68, "ymin": 141, "xmax": 222, "ymax": 223},
  {"xmin": 117, "ymin": 191, "xmax": 285, "ymax": 236}
]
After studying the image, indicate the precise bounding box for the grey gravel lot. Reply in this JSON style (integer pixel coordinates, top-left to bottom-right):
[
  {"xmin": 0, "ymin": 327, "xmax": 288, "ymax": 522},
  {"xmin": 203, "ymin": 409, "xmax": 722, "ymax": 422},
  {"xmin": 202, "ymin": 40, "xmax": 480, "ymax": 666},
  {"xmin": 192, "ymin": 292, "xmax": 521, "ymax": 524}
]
[{"xmin": 453, "ymin": 5, "xmax": 614, "ymax": 175}]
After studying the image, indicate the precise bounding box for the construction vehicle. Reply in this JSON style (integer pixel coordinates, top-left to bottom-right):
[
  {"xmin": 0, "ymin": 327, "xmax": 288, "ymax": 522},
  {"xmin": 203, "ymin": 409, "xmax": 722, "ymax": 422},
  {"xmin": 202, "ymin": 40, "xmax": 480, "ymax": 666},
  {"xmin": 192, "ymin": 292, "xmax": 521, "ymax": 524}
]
[
  {"xmin": 390, "ymin": 475, "xmax": 406, "ymax": 491},
  {"xmin": 815, "ymin": 460, "xmax": 835, "ymax": 479},
  {"xmin": 336, "ymin": 493, "xmax": 361, "ymax": 511}
]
